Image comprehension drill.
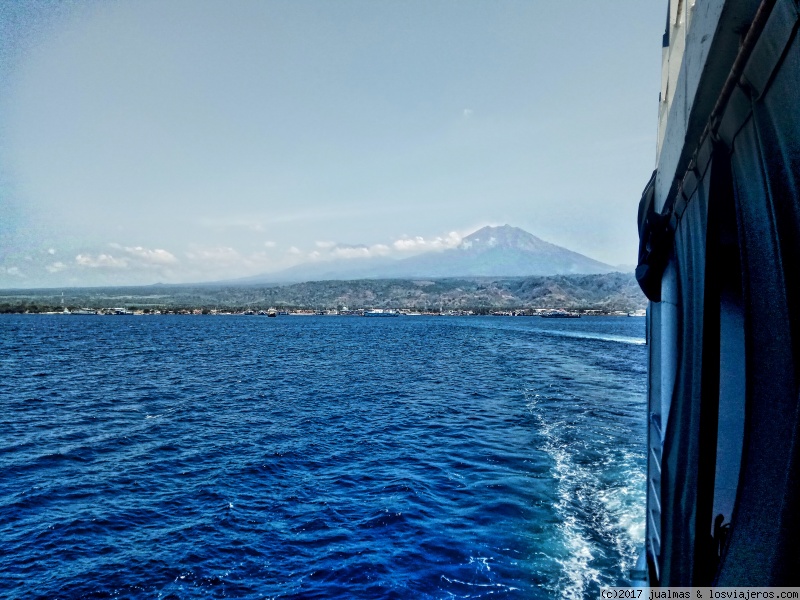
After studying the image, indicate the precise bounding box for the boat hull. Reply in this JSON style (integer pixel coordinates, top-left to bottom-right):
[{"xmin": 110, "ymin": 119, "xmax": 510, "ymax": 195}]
[{"xmin": 637, "ymin": 0, "xmax": 800, "ymax": 586}]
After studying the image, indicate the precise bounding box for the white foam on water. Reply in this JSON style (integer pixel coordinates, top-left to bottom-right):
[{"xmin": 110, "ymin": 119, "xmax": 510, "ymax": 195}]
[
  {"xmin": 440, "ymin": 574, "xmax": 519, "ymax": 591},
  {"xmin": 554, "ymin": 514, "xmax": 603, "ymax": 600},
  {"xmin": 525, "ymin": 389, "xmax": 645, "ymax": 598},
  {"xmin": 465, "ymin": 320, "xmax": 646, "ymax": 346},
  {"xmin": 595, "ymin": 471, "xmax": 646, "ymax": 575},
  {"xmin": 468, "ymin": 556, "xmax": 493, "ymax": 572},
  {"xmin": 530, "ymin": 329, "xmax": 646, "ymax": 346},
  {"xmin": 547, "ymin": 422, "xmax": 604, "ymax": 598}
]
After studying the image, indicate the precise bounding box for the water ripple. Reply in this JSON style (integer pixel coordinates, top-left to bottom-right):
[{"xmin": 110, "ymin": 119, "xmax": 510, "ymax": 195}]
[{"xmin": 0, "ymin": 315, "xmax": 646, "ymax": 599}]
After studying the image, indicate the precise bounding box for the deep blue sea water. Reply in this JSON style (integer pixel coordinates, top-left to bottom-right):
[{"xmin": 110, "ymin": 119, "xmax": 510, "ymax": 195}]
[{"xmin": 0, "ymin": 315, "xmax": 646, "ymax": 599}]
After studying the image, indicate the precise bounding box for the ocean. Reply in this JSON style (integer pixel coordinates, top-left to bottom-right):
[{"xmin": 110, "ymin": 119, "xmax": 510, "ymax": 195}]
[{"xmin": 0, "ymin": 314, "xmax": 647, "ymax": 599}]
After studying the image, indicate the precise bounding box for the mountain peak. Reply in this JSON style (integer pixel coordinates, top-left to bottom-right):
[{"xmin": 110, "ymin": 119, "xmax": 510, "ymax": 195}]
[
  {"xmin": 464, "ymin": 224, "xmax": 523, "ymax": 238},
  {"xmin": 459, "ymin": 224, "xmax": 549, "ymax": 252},
  {"xmin": 233, "ymin": 225, "xmax": 616, "ymax": 283},
  {"xmin": 347, "ymin": 224, "xmax": 613, "ymax": 279}
]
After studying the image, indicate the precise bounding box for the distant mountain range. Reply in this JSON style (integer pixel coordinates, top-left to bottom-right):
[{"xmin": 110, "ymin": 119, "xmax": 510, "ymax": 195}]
[
  {"xmin": 237, "ymin": 225, "xmax": 618, "ymax": 284},
  {"xmin": 0, "ymin": 273, "xmax": 647, "ymax": 313}
]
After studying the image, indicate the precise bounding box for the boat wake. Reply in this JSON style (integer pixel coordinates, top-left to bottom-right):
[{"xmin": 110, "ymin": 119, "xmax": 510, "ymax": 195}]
[
  {"xmin": 462, "ymin": 320, "xmax": 646, "ymax": 346},
  {"xmin": 525, "ymin": 388, "xmax": 646, "ymax": 599},
  {"xmin": 528, "ymin": 329, "xmax": 646, "ymax": 346}
]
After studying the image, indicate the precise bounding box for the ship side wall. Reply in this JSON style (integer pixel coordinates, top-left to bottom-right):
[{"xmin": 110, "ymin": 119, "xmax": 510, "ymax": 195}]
[{"xmin": 645, "ymin": 0, "xmax": 800, "ymax": 586}]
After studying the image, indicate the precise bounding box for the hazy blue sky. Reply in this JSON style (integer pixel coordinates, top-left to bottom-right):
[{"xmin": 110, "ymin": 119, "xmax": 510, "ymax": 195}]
[{"xmin": 1, "ymin": 1, "xmax": 664, "ymax": 287}]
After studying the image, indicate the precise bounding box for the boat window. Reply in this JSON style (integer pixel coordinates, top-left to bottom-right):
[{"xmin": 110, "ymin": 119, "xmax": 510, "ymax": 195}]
[{"xmin": 710, "ymin": 165, "xmax": 744, "ymax": 565}]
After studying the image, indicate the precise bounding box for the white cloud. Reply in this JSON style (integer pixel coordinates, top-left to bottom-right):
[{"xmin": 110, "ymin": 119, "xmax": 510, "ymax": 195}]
[
  {"xmin": 123, "ymin": 246, "xmax": 178, "ymax": 265},
  {"xmin": 47, "ymin": 248, "xmax": 55, "ymax": 255},
  {"xmin": 287, "ymin": 232, "xmax": 464, "ymax": 264},
  {"xmin": 75, "ymin": 253, "xmax": 128, "ymax": 268},
  {"xmin": 5, "ymin": 266, "xmax": 23, "ymax": 277},
  {"xmin": 393, "ymin": 236, "xmax": 425, "ymax": 251},
  {"xmin": 46, "ymin": 261, "xmax": 68, "ymax": 273},
  {"xmin": 73, "ymin": 245, "xmax": 177, "ymax": 270},
  {"xmin": 264, "ymin": 241, "xmax": 277, "ymax": 248},
  {"xmin": 329, "ymin": 243, "xmax": 391, "ymax": 260},
  {"xmin": 392, "ymin": 231, "xmax": 462, "ymax": 252},
  {"xmin": 463, "ymin": 108, "xmax": 474, "ymax": 118}
]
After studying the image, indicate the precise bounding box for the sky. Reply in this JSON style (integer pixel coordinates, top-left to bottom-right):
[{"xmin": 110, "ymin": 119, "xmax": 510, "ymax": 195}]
[{"xmin": 0, "ymin": 1, "xmax": 665, "ymax": 288}]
